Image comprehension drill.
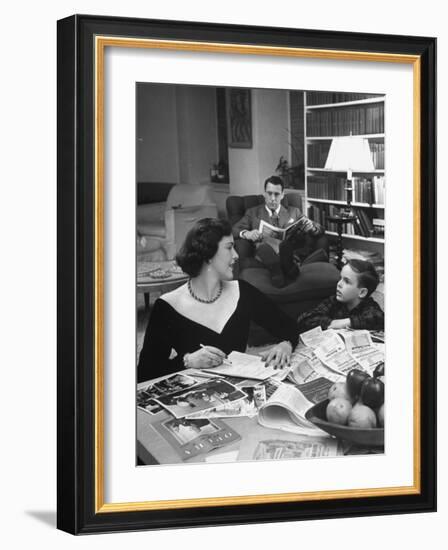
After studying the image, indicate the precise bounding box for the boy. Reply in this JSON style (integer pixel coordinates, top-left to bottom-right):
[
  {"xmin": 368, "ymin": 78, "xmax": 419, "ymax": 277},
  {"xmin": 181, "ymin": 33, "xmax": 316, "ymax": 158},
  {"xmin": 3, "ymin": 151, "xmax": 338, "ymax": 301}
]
[{"xmin": 297, "ymin": 259, "xmax": 384, "ymax": 332}]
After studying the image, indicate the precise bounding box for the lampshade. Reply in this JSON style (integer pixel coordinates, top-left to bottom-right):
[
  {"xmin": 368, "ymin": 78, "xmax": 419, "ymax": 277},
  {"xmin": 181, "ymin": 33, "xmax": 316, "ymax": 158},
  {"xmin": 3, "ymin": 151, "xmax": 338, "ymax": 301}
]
[{"xmin": 324, "ymin": 136, "xmax": 375, "ymax": 174}]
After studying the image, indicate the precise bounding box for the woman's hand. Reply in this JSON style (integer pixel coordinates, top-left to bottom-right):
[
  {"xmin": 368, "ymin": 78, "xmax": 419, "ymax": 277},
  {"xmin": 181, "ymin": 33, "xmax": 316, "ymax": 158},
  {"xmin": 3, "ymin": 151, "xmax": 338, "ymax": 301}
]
[
  {"xmin": 185, "ymin": 345, "xmax": 227, "ymax": 370},
  {"xmin": 261, "ymin": 341, "xmax": 292, "ymax": 370}
]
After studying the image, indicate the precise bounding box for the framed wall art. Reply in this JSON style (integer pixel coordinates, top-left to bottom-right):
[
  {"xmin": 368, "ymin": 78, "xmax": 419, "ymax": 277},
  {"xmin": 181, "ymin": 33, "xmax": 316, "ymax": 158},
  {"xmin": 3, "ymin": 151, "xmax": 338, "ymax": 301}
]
[
  {"xmin": 226, "ymin": 88, "xmax": 253, "ymax": 148},
  {"xmin": 57, "ymin": 14, "xmax": 436, "ymax": 534}
]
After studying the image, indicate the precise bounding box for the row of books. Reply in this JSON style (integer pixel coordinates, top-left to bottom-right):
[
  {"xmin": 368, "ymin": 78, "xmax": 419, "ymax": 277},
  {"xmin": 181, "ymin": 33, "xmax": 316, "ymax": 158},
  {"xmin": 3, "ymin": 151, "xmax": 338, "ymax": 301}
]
[
  {"xmin": 306, "ymin": 141, "xmax": 332, "ymax": 167},
  {"xmin": 307, "ymin": 174, "xmax": 347, "ymax": 201},
  {"xmin": 307, "ymin": 175, "xmax": 385, "ymax": 205},
  {"xmin": 352, "ymin": 177, "xmax": 385, "ymax": 205},
  {"xmin": 306, "ymin": 103, "xmax": 384, "ymax": 137},
  {"xmin": 306, "ymin": 91, "xmax": 381, "ymax": 106},
  {"xmin": 306, "ymin": 141, "xmax": 384, "ymax": 170},
  {"xmin": 369, "ymin": 142, "xmax": 385, "ymax": 169},
  {"xmin": 352, "ymin": 207, "xmax": 379, "ymax": 238},
  {"xmin": 309, "ymin": 204, "xmax": 354, "ymax": 234},
  {"xmin": 370, "ymin": 176, "xmax": 385, "ymax": 205},
  {"xmin": 308, "ymin": 204, "xmax": 385, "ymax": 239}
]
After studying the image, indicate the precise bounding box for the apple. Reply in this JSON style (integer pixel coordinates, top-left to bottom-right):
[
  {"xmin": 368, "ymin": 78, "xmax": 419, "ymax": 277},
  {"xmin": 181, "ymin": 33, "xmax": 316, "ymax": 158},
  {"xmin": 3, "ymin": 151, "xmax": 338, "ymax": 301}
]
[
  {"xmin": 346, "ymin": 369, "xmax": 371, "ymax": 400},
  {"xmin": 360, "ymin": 377, "xmax": 384, "ymax": 409},
  {"xmin": 347, "ymin": 403, "xmax": 377, "ymax": 428},
  {"xmin": 326, "ymin": 398, "xmax": 352, "ymax": 425},
  {"xmin": 327, "ymin": 382, "xmax": 351, "ymax": 402},
  {"xmin": 373, "ymin": 362, "xmax": 385, "ymax": 378},
  {"xmin": 377, "ymin": 403, "xmax": 385, "ymax": 427}
]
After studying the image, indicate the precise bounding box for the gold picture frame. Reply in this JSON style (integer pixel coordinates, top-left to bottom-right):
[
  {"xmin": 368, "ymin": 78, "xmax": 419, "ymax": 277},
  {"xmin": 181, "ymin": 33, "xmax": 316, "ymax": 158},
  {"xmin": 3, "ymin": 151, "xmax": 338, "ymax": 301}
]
[{"xmin": 57, "ymin": 15, "xmax": 436, "ymax": 534}]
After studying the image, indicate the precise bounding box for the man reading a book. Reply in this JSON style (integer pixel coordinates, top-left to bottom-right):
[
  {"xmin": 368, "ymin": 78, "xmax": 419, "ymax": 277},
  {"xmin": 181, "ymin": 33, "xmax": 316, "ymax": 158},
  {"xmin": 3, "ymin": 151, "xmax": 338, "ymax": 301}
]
[{"xmin": 232, "ymin": 176, "xmax": 328, "ymax": 287}]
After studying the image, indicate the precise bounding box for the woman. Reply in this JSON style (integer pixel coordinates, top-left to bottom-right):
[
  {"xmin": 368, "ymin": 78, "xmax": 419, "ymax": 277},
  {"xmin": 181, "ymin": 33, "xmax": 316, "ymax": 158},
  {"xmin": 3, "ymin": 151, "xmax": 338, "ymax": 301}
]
[{"xmin": 138, "ymin": 218, "xmax": 298, "ymax": 383}]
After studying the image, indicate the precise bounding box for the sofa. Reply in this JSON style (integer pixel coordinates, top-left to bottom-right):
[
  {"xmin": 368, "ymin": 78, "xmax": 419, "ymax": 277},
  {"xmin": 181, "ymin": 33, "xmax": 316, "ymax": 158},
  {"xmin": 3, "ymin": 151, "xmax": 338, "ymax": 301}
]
[
  {"xmin": 227, "ymin": 192, "xmax": 340, "ymax": 344},
  {"xmin": 137, "ymin": 182, "xmax": 218, "ymax": 262}
]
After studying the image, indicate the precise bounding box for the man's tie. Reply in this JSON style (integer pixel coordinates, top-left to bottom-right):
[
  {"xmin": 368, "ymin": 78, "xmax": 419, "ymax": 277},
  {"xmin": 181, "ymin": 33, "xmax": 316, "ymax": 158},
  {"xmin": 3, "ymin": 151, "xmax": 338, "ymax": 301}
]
[{"xmin": 270, "ymin": 210, "xmax": 279, "ymax": 227}]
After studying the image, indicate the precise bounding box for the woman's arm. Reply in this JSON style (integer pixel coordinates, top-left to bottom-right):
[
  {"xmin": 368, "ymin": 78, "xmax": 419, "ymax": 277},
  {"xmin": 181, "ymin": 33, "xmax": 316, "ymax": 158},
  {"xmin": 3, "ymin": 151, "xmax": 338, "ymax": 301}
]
[{"xmin": 137, "ymin": 299, "xmax": 182, "ymax": 383}]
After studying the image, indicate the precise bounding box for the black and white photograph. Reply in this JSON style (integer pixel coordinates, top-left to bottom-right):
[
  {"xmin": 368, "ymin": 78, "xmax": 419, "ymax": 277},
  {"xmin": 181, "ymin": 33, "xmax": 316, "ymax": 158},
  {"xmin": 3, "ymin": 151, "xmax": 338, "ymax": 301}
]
[
  {"xmin": 1, "ymin": 0, "xmax": 440, "ymax": 542},
  {"xmin": 153, "ymin": 379, "xmax": 248, "ymax": 418},
  {"xmin": 153, "ymin": 417, "xmax": 241, "ymax": 460},
  {"xmin": 136, "ymin": 83, "xmax": 386, "ymax": 466}
]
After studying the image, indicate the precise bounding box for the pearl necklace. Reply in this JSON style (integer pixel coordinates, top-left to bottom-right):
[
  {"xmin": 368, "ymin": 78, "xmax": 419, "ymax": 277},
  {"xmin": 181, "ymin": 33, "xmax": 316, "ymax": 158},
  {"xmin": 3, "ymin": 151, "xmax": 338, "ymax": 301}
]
[{"xmin": 188, "ymin": 279, "xmax": 223, "ymax": 304}]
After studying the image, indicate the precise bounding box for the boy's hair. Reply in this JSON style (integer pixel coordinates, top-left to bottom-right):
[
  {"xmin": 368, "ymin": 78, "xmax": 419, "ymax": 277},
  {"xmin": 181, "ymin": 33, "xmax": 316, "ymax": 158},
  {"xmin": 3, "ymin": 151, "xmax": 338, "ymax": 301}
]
[{"xmin": 346, "ymin": 259, "xmax": 380, "ymax": 297}]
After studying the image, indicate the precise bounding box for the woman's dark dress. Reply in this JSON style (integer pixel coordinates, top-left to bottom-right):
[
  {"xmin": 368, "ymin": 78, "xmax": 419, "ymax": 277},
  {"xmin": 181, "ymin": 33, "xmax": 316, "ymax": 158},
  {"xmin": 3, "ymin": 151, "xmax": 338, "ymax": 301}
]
[{"xmin": 138, "ymin": 279, "xmax": 298, "ymax": 383}]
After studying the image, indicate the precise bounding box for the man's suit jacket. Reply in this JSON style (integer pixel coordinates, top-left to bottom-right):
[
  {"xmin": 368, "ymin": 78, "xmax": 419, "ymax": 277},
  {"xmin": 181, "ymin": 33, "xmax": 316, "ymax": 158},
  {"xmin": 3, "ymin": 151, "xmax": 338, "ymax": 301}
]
[{"xmin": 232, "ymin": 204, "xmax": 322, "ymax": 239}]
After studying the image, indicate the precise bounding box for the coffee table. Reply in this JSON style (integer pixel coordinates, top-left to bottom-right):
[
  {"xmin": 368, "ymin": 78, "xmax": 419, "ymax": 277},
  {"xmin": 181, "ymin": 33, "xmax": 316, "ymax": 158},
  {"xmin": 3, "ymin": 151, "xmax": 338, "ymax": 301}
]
[{"xmin": 137, "ymin": 260, "xmax": 189, "ymax": 309}]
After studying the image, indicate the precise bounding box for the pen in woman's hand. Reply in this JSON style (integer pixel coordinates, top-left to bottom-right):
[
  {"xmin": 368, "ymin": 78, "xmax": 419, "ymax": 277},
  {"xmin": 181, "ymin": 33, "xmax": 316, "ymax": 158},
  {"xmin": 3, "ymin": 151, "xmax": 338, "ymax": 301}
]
[{"xmin": 200, "ymin": 344, "xmax": 232, "ymax": 366}]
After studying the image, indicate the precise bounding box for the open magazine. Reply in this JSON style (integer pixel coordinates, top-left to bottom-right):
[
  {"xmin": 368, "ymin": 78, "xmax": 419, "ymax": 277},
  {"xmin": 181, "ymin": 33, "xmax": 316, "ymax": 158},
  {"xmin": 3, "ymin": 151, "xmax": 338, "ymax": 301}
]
[
  {"xmin": 258, "ymin": 217, "xmax": 307, "ymax": 242},
  {"xmin": 258, "ymin": 382, "xmax": 326, "ymax": 436},
  {"xmin": 204, "ymin": 350, "xmax": 278, "ymax": 381}
]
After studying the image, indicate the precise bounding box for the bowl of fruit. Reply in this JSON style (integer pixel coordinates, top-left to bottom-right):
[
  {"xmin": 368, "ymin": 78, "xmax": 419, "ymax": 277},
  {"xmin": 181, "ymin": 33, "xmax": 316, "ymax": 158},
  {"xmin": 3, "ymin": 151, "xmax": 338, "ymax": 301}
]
[{"xmin": 305, "ymin": 365, "xmax": 385, "ymax": 447}]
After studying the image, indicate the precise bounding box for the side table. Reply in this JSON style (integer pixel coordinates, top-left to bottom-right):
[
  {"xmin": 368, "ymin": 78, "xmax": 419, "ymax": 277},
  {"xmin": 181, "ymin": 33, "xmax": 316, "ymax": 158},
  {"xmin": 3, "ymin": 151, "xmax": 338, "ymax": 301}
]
[{"xmin": 137, "ymin": 261, "xmax": 188, "ymax": 309}]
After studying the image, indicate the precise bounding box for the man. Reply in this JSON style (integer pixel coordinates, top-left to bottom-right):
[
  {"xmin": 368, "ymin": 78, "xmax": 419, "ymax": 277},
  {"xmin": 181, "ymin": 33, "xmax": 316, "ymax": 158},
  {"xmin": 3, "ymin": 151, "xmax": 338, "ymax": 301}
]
[{"xmin": 232, "ymin": 175, "xmax": 328, "ymax": 287}]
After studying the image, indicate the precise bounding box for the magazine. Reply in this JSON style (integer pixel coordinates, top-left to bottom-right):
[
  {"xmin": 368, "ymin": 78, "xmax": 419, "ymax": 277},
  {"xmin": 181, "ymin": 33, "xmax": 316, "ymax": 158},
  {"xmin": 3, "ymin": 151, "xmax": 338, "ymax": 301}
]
[
  {"xmin": 313, "ymin": 330, "xmax": 345, "ymax": 363},
  {"xmin": 153, "ymin": 378, "xmax": 247, "ymax": 419},
  {"xmin": 203, "ymin": 350, "xmax": 279, "ymax": 381},
  {"xmin": 186, "ymin": 383, "xmax": 267, "ymax": 419},
  {"xmin": 153, "ymin": 417, "xmax": 240, "ymax": 461},
  {"xmin": 137, "ymin": 372, "xmax": 198, "ymax": 415},
  {"xmin": 250, "ymin": 437, "xmax": 339, "ymax": 460},
  {"xmin": 291, "ymin": 344, "xmax": 345, "ymax": 383},
  {"xmin": 258, "ymin": 217, "xmax": 306, "ymax": 242},
  {"xmin": 237, "ymin": 424, "xmax": 340, "ymax": 461},
  {"xmin": 258, "ymin": 382, "xmax": 326, "ymax": 436},
  {"xmin": 295, "ymin": 378, "xmax": 335, "ymax": 404},
  {"xmin": 299, "ymin": 326, "xmax": 324, "ymax": 348},
  {"xmin": 350, "ymin": 346, "xmax": 384, "ymax": 374}
]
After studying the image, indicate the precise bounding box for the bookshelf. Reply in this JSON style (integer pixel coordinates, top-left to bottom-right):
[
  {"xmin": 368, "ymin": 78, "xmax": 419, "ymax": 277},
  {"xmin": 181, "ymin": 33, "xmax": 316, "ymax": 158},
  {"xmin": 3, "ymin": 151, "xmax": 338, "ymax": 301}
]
[{"xmin": 304, "ymin": 92, "xmax": 385, "ymax": 245}]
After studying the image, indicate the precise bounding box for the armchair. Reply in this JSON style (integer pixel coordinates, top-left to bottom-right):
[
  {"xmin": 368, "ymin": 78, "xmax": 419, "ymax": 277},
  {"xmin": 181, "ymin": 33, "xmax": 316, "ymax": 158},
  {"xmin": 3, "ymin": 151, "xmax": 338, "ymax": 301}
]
[
  {"xmin": 137, "ymin": 183, "xmax": 218, "ymax": 261},
  {"xmin": 226, "ymin": 191, "xmax": 340, "ymax": 345}
]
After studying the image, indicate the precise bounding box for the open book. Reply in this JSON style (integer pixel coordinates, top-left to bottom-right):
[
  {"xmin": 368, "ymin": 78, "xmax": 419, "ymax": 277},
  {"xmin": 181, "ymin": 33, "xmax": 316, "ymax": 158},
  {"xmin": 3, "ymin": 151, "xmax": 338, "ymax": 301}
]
[
  {"xmin": 258, "ymin": 382, "xmax": 326, "ymax": 436},
  {"xmin": 259, "ymin": 217, "xmax": 307, "ymax": 242}
]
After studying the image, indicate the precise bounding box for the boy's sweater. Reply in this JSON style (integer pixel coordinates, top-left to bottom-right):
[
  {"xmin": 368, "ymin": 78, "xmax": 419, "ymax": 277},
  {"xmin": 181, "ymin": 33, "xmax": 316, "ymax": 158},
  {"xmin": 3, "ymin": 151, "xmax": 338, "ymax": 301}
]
[{"xmin": 297, "ymin": 295, "xmax": 384, "ymax": 333}]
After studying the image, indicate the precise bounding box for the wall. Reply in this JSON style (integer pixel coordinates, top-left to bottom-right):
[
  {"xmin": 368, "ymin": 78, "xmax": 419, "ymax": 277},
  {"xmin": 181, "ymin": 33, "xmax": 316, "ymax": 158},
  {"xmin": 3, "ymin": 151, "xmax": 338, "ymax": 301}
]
[
  {"xmin": 137, "ymin": 83, "xmax": 219, "ymax": 185},
  {"xmin": 176, "ymin": 85, "xmax": 219, "ymax": 184},
  {"xmin": 229, "ymin": 88, "xmax": 289, "ymax": 195},
  {"xmin": 137, "ymin": 83, "xmax": 180, "ymax": 183}
]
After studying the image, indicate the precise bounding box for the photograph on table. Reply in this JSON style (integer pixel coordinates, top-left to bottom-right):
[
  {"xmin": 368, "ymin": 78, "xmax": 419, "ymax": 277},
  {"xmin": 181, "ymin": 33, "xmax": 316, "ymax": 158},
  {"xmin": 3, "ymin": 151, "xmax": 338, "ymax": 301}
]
[
  {"xmin": 153, "ymin": 378, "xmax": 248, "ymax": 419},
  {"xmin": 153, "ymin": 417, "xmax": 241, "ymax": 460},
  {"xmin": 136, "ymin": 82, "xmax": 385, "ymax": 466}
]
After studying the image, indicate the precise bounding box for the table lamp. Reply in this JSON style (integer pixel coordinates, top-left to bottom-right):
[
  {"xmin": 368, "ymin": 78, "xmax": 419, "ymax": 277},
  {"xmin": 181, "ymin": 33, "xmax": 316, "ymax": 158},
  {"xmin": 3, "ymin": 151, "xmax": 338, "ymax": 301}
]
[{"xmin": 324, "ymin": 135, "xmax": 375, "ymax": 215}]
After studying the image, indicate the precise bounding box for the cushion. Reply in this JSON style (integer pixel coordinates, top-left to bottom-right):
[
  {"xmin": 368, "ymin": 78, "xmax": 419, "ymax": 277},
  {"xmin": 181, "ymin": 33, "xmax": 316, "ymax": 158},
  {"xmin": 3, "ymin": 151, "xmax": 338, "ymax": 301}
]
[
  {"xmin": 166, "ymin": 183, "xmax": 216, "ymax": 210},
  {"xmin": 137, "ymin": 182, "xmax": 176, "ymax": 205},
  {"xmin": 137, "ymin": 222, "xmax": 166, "ymax": 238},
  {"xmin": 136, "ymin": 236, "xmax": 165, "ymax": 254},
  {"xmin": 240, "ymin": 262, "xmax": 340, "ymax": 304},
  {"xmin": 137, "ymin": 202, "xmax": 166, "ymax": 224}
]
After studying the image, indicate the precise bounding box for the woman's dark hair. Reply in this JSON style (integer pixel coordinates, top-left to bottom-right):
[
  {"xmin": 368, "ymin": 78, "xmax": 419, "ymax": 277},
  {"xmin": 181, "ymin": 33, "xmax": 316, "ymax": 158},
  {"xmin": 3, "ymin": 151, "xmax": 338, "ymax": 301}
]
[
  {"xmin": 176, "ymin": 218, "xmax": 232, "ymax": 278},
  {"xmin": 346, "ymin": 259, "xmax": 380, "ymax": 297}
]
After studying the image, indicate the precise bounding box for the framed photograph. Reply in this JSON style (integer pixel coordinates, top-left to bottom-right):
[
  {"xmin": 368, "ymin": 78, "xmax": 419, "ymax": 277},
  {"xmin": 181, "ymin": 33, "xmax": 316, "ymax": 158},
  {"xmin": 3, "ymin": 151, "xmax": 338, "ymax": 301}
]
[{"xmin": 57, "ymin": 14, "xmax": 436, "ymax": 534}]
